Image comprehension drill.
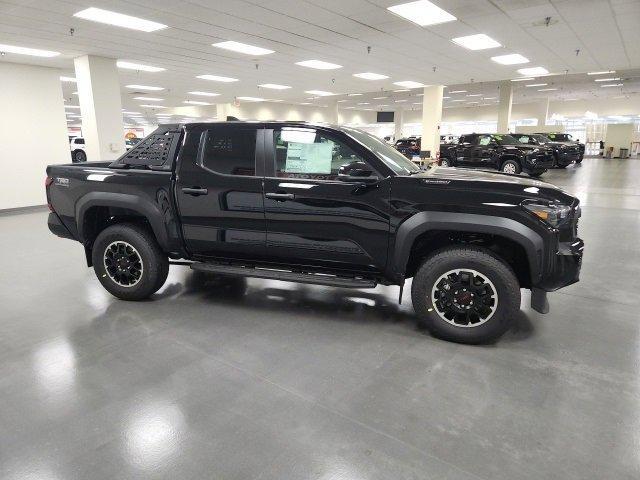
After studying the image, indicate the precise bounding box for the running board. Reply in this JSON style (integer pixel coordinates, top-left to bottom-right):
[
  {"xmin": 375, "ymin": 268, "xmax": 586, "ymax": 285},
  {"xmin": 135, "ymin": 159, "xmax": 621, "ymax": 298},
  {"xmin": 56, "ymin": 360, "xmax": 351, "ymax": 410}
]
[{"xmin": 190, "ymin": 263, "xmax": 377, "ymax": 289}]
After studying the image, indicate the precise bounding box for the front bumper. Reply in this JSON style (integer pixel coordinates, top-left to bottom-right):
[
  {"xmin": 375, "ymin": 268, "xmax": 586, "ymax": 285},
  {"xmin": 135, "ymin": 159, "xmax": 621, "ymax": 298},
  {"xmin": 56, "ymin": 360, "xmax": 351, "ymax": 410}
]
[
  {"xmin": 538, "ymin": 237, "xmax": 584, "ymax": 291},
  {"xmin": 523, "ymin": 154, "xmax": 554, "ymax": 173},
  {"xmin": 556, "ymin": 152, "xmax": 580, "ymax": 166}
]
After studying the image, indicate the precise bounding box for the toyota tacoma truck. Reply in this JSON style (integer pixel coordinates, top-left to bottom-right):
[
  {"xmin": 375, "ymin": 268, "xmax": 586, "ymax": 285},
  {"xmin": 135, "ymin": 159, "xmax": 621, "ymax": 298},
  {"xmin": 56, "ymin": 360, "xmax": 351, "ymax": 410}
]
[
  {"xmin": 46, "ymin": 122, "xmax": 583, "ymax": 344},
  {"xmin": 535, "ymin": 132, "xmax": 585, "ymax": 163},
  {"xmin": 439, "ymin": 133, "xmax": 554, "ymax": 176}
]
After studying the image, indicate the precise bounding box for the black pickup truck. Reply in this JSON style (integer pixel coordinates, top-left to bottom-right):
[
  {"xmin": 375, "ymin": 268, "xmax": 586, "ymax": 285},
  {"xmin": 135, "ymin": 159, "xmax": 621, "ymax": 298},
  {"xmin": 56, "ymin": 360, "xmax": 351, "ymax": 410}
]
[
  {"xmin": 535, "ymin": 132, "xmax": 585, "ymax": 163},
  {"xmin": 514, "ymin": 134, "xmax": 581, "ymax": 168},
  {"xmin": 46, "ymin": 122, "xmax": 583, "ymax": 344},
  {"xmin": 439, "ymin": 133, "xmax": 554, "ymax": 176}
]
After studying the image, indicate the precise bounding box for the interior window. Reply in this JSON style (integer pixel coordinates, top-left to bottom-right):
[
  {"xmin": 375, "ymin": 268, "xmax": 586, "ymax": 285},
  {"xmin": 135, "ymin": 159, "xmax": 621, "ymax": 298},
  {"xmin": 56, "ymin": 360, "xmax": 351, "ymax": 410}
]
[
  {"xmin": 201, "ymin": 128, "xmax": 256, "ymax": 176},
  {"xmin": 518, "ymin": 135, "xmax": 530, "ymax": 144},
  {"xmin": 273, "ymin": 128, "xmax": 367, "ymax": 180}
]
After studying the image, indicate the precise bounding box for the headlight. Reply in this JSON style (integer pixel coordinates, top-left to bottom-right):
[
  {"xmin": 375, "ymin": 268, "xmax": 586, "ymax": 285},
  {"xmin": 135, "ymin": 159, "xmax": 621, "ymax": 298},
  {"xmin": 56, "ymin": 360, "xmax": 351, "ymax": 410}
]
[{"xmin": 522, "ymin": 201, "xmax": 571, "ymax": 228}]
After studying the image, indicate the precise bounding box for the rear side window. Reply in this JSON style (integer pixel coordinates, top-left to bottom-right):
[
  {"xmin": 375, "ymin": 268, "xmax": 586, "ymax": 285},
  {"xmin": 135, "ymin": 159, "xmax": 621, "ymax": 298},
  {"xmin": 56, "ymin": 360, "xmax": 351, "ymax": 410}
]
[{"xmin": 201, "ymin": 128, "xmax": 256, "ymax": 176}]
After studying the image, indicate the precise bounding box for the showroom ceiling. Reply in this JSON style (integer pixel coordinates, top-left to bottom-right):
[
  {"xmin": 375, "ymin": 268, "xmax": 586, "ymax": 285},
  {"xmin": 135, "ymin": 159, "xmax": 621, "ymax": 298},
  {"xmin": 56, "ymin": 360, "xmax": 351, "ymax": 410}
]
[{"xmin": 1, "ymin": 0, "xmax": 639, "ymax": 112}]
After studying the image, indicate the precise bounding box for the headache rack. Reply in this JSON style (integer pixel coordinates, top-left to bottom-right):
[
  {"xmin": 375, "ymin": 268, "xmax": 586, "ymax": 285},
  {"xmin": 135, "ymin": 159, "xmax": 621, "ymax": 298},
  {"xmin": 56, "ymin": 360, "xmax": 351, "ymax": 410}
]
[{"xmin": 109, "ymin": 124, "xmax": 183, "ymax": 171}]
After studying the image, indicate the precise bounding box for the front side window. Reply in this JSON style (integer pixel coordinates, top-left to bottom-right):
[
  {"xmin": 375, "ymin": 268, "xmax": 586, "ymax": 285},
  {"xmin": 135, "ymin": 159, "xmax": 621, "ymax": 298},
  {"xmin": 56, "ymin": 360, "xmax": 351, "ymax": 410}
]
[
  {"xmin": 273, "ymin": 128, "xmax": 367, "ymax": 180},
  {"xmin": 516, "ymin": 135, "xmax": 531, "ymax": 144},
  {"xmin": 479, "ymin": 135, "xmax": 492, "ymax": 146},
  {"xmin": 201, "ymin": 128, "xmax": 256, "ymax": 176}
]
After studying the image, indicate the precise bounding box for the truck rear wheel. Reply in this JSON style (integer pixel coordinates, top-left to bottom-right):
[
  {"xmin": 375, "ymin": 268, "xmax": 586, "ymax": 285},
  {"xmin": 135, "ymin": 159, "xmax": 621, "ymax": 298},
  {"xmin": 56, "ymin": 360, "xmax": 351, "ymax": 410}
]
[
  {"xmin": 92, "ymin": 223, "xmax": 169, "ymax": 301},
  {"xmin": 411, "ymin": 246, "xmax": 520, "ymax": 344}
]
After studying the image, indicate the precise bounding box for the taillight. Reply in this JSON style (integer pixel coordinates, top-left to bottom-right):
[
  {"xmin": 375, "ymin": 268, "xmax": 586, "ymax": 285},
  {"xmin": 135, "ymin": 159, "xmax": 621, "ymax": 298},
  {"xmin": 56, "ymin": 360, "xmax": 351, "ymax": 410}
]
[
  {"xmin": 45, "ymin": 176, "xmax": 55, "ymax": 212},
  {"xmin": 45, "ymin": 176, "xmax": 54, "ymax": 188}
]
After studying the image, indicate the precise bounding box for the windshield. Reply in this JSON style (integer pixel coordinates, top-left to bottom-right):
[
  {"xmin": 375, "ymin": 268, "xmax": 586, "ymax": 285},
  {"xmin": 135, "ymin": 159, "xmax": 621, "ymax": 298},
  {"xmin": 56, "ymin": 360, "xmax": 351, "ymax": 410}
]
[
  {"xmin": 342, "ymin": 127, "xmax": 421, "ymax": 175},
  {"xmin": 492, "ymin": 134, "xmax": 520, "ymax": 146}
]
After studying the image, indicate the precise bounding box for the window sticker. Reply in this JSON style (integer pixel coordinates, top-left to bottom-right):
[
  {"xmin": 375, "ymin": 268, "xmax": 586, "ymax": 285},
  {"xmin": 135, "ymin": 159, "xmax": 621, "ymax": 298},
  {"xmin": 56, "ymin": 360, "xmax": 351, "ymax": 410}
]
[{"xmin": 285, "ymin": 142, "xmax": 332, "ymax": 173}]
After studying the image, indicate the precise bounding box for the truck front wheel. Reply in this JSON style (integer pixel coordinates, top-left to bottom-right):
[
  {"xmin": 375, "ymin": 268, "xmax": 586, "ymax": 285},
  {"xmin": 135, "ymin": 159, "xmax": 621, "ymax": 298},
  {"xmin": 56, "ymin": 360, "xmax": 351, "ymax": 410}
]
[
  {"xmin": 411, "ymin": 246, "xmax": 520, "ymax": 344},
  {"xmin": 92, "ymin": 223, "xmax": 169, "ymax": 301}
]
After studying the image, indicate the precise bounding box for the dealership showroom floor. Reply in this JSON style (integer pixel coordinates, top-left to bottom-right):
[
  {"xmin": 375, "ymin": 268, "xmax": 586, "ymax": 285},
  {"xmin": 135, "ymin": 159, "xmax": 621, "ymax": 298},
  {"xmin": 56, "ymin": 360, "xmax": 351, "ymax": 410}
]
[
  {"xmin": 2, "ymin": 0, "xmax": 640, "ymax": 479},
  {"xmin": 1, "ymin": 158, "xmax": 639, "ymax": 479}
]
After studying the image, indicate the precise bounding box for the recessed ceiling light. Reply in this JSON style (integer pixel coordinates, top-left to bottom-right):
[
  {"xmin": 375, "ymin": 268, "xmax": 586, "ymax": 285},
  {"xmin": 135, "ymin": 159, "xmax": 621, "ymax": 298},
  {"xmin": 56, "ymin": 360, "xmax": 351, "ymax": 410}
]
[
  {"xmin": 600, "ymin": 83, "xmax": 623, "ymax": 88},
  {"xmin": 393, "ymin": 81, "xmax": 425, "ymax": 88},
  {"xmin": 60, "ymin": 76, "xmax": 77, "ymax": 82},
  {"xmin": 305, "ymin": 90, "xmax": 335, "ymax": 96},
  {"xmin": 73, "ymin": 7, "xmax": 167, "ymax": 32},
  {"xmin": 378, "ymin": 104, "xmax": 389, "ymax": 107},
  {"xmin": 395, "ymin": 99, "xmax": 407, "ymax": 103},
  {"xmin": 196, "ymin": 74, "xmax": 239, "ymax": 82},
  {"xmin": 140, "ymin": 104, "xmax": 167, "ymax": 108},
  {"xmin": 188, "ymin": 91, "xmax": 220, "ymax": 97},
  {"xmin": 387, "ymin": 0, "xmax": 456, "ymax": 26},
  {"xmin": 183, "ymin": 100, "xmax": 211, "ymax": 105},
  {"xmin": 300, "ymin": 102, "xmax": 313, "ymax": 105},
  {"xmin": 72, "ymin": 92, "xmax": 78, "ymax": 95},
  {"xmin": 452, "ymin": 34, "xmax": 501, "ymax": 50},
  {"xmin": 525, "ymin": 83, "xmax": 547, "ymax": 87},
  {"xmin": 122, "ymin": 111, "xmax": 141, "ymax": 115},
  {"xmin": 357, "ymin": 102, "xmax": 370, "ymax": 105},
  {"xmin": 353, "ymin": 72, "xmax": 389, "ymax": 80},
  {"xmin": 588, "ymin": 70, "xmax": 615, "ymax": 75},
  {"xmin": 393, "ymin": 89, "xmax": 410, "ymax": 92},
  {"xmin": 537, "ymin": 88, "xmax": 557, "ymax": 91},
  {"xmin": 468, "ymin": 101, "xmax": 479, "ymax": 104},
  {"xmin": 337, "ymin": 100, "xmax": 348, "ymax": 103},
  {"xmin": 483, "ymin": 97, "xmax": 496, "ymax": 100},
  {"xmin": 347, "ymin": 93, "xmax": 363, "ymax": 96},
  {"xmin": 126, "ymin": 84, "xmax": 164, "ymax": 91},
  {"xmin": 212, "ymin": 41, "xmax": 274, "ymax": 56},
  {"xmin": 443, "ymin": 96, "xmax": 451, "ymax": 99},
  {"xmin": 511, "ymin": 77, "xmax": 534, "ymax": 82},
  {"xmin": 117, "ymin": 61, "xmax": 165, "ymax": 72},
  {"xmin": 594, "ymin": 77, "xmax": 620, "ymax": 82},
  {"xmin": 412, "ymin": 102, "xmax": 422, "ymax": 105},
  {"xmin": 237, "ymin": 96, "xmax": 265, "ymax": 102},
  {"xmin": 0, "ymin": 43, "xmax": 60, "ymax": 57},
  {"xmin": 373, "ymin": 96, "xmax": 388, "ymax": 100},
  {"xmin": 133, "ymin": 97, "xmax": 163, "ymax": 101},
  {"xmin": 296, "ymin": 60, "xmax": 342, "ymax": 70},
  {"xmin": 258, "ymin": 83, "xmax": 291, "ymax": 90},
  {"xmin": 491, "ymin": 54, "xmax": 529, "ymax": 65},
  {"xmin": 451, "ymin": 99, "xmax": 465, "ymax": 102},
  {"xmin": 448, "ymin": 90, "xmax": 467, "ymax": 94},
  {"xmin": 564, "ymin": 98, "xmax": 579, "ymax": 101},
  {"xmin": 466, "ymin": 93, "xmax": 482, "ymax": 97},
  {"xmin": 517, "ymin": 67, "xmax": 549, "ymax": 76}
]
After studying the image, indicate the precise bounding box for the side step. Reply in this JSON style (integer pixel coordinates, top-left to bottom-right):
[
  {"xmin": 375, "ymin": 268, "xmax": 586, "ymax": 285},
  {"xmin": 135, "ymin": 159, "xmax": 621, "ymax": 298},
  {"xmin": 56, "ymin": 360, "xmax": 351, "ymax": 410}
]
[{"xmin": 190, "ymin": 263, "xmax": 377, "ymax": 289}]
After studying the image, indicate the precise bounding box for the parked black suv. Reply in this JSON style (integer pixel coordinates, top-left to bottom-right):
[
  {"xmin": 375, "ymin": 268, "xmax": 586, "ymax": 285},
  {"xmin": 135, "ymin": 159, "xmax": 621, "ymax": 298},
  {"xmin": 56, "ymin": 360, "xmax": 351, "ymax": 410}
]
[
  {"xmin": 439, "ymin": 133, "xmax": 554, "ymax": 177},
  {"xmin": 535, "ymin": 132, "xmax": 584, "ymax": 163},
  {"xmin": 515, "ymin": 134, "xmax": 581, "ymax": 168},
  {"xmin": 46, "ymin": 122, "xmax": 583, "ymax": 344},
  {"xmin": 394, "ymin": 137, "xmax": 421, "ymax": 158}
]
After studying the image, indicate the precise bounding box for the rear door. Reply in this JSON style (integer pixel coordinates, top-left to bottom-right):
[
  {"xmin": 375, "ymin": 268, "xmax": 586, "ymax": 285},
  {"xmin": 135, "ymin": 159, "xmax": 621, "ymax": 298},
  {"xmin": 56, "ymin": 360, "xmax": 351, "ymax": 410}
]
[
  {"xmin": 175, "ymin": 124, "xmax": 266, "ymax": 259},
  {"xmin": 262, "ymin": 125, "xmax": 391, "ymax": 272}
]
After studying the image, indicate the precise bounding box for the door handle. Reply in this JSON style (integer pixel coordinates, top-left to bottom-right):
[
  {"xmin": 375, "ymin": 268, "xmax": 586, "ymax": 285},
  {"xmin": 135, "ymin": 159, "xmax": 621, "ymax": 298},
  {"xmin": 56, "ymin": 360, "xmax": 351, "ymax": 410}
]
[
  {"xmin": 265, "ymin": 192, "xmax": 295, "ymax": 201},
  {"xmin": 182, "ymin": 187, "xmax": 208, "ymax": 196}
]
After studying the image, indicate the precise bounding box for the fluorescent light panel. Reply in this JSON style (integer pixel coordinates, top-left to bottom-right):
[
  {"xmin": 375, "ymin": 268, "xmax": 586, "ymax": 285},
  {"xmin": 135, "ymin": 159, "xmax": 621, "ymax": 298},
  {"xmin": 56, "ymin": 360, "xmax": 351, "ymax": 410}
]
[
  {"xmin": 295, "ymin": 60, "xmax": 342, "ymax": 70},
  {"xmin": 305, "ymin": 90, "xmax": 335, "ymax": 96},
  {"xmin": 448, "ymin": 90, "xmax": 467, "ymax": 93},
  {"xmin": 183, "ymin": 100, "xmax": 211, "ymax": 105},
  {"xmin": 258, "ymin": 83, "xmax": 291, "ymax": 90},
  {"xmin": 188, "ymin": 91, "xmax": 220, "ymax": 97},
  {"xmin": 594, "ymin": 77, "xmax": 620, "ymax": 82},
  {"xmin": 73, "ymin": 7, "xmax": 167, "ymax": 32},
  {"xmin": 212, "ymin": 40, "xmax": 274, "ymax": 56},
  {"xmin": 0, "ymin": 43, "xmax": 59, "ymax": 57},
  {"xmin": 236, "ymin": 96, "xmax": 265, "ymax": 102},
  {"xmin": 196, "ymin": 74, "xmax": 238, "ymax": 82},
  {"xmin": 117, "ymin": 61, "xmax": 165, "ymax": 72},
  {"xmin": 126, "ymin": 84, "xmax": 164, "ymax": 91},
  {"xmin": 525, "ymin": 83, "xmax": 547, "ymax": 87},
  {"xmin": 511, "ymin": 77, "xmax": 534, "ymax": 82},
  {"xmin": 517, "ymin": 67, "xmax": 549, "ymax": 76},
  {"xmin": 387, "ymin": 0, "xmax": 456, "ymax": 26},
  {"xmin": 537, "ymin": 88, "xmax": 557, "ymax": 91},
  {"xmin": 452, "ymin": 34, "xmax": 501, "ymax": 50},
  {"xmin": 373, "ymin": 96, "xmax": 388, "ymax": 99},
  {"xmin": 588, "ymin": 70, "xmax": 615, "ymax": 75},
  {"xmin": 347, "ymin": 93, "xmax": 363, "ymax": 96},
  {"xmin": 140, "ymin": 104, "xmax": 166, "ymax": 108},
  {"xmin": 491, "ymin": 54, "xmax": 529, "ymax": 65},
  {"xmin": 133, "ymin": 97, "xmax": 163, "ymax": 101},
  {"xmin": 393, "ymin": 81, "xmax": 425, "ymax": 88},
  {"xmin": 353, "ymin": 72, "xmax": 389, "ymax": 80}
]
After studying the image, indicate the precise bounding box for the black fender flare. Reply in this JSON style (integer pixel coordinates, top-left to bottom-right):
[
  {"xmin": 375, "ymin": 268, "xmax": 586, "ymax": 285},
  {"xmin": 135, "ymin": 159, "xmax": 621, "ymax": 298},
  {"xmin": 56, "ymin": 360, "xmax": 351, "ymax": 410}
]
[
  {"xmin": 388, "ymin": 211, "xmax": 544, "ymax": 283},
  {"xmin": 75, "ymin": 192, "xmax": 169, "ymax": 250}
]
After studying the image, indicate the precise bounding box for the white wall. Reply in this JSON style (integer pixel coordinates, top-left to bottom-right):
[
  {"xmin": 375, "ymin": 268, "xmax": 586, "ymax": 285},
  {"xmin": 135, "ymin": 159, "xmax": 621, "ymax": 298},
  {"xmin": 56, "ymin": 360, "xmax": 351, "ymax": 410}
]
[
  {"xmin": 605, "ymin": 123, "xmax": 634, "ymax": 157},
  {"xmin": 0, "ymin": 63, "xmax": 69, "ymax": 209}
]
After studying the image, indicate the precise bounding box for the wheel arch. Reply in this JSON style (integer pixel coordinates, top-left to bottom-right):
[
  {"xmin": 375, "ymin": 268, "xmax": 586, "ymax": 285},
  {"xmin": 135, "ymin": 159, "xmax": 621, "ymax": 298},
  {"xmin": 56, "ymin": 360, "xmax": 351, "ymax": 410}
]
[{"xmin": 388, "ymin": 212, "xmax": 543, "ymax": 287}]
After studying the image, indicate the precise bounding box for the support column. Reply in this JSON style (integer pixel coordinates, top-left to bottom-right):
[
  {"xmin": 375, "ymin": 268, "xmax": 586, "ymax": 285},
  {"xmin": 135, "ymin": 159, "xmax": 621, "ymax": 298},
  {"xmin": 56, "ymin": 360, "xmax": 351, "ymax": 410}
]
[
  {"xmin": 327, "ymin": 99, "xmax": 339, "ymax": 124},
  {"xmin": 394, "ymin": 109, "xmax": 404, "ymax": 141},
  {"xmin": 497, "ymin": 80, "xmax": 513, "ymax": 133},
  {"xmin": 536, "ymin": 98, "xmax": 550, "ymax": 127},
  {"xmin": 420, "ymin": 85, "xmax": 444, "ymax": 159},
  {"xmin": 74, "ymin": 55, "xmax": 125, "ymax": 161}
]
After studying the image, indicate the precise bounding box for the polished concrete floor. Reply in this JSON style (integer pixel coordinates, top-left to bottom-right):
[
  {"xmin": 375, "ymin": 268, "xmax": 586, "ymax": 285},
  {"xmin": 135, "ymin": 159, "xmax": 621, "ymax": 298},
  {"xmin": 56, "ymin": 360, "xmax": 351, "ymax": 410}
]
[{"xmin": 1, "ymin": 157, "xmax": 639, "ymax": 479}]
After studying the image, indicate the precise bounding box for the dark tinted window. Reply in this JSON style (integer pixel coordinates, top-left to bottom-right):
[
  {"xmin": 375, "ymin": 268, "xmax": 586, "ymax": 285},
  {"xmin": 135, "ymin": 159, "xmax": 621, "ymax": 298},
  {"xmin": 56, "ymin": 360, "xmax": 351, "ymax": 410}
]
[
  {"xmin": 75, "ymin": 138, "xmax": 85, "ymax": 145},
  {"xmin": 202, "ymin": 128, "xmax": 256, "ymax": 176}
]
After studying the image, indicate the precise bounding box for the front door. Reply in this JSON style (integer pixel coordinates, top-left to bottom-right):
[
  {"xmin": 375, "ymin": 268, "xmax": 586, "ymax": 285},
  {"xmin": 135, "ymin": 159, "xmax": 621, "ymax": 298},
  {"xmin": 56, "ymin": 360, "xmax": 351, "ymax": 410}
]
[
  {"xmin": 175, "ymin": 125, "xmax": 266, "ymax": 259},
  {"xmin": 262, "ymin": 126, "xmax": 390, "ymax": 272}
]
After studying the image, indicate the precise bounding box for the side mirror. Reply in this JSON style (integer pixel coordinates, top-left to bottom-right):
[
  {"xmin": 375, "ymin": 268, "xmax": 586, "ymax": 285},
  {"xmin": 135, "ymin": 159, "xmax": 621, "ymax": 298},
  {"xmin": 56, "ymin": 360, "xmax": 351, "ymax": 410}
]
[{"xmin": 338, "ymin": 161, "xmax": 378, "ymax": 183}]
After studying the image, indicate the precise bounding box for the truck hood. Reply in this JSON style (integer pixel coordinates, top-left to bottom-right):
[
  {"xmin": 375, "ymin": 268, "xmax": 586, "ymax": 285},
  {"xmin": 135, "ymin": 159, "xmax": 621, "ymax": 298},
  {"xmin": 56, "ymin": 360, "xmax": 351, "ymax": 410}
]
[{"xmin": 409, "ymin": 166, "xmax": 576, "ymax": 204}]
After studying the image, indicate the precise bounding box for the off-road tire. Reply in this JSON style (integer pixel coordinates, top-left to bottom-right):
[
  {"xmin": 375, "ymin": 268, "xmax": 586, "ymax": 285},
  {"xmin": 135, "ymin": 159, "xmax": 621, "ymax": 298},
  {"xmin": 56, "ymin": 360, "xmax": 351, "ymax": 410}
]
[
  {"xmin": 92, "ymin": 223, "xmax": 168, "ymax": 301},
  {"xmin": 411, "ymin": 246, "xmax": 520, "ymax": 344}
]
